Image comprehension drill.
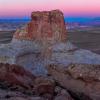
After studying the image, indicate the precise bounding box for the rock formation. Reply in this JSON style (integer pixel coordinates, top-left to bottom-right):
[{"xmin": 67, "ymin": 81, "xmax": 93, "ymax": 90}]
[
  {"xmin": 13, "ymin": 10, "xmax": 67, "ymax": 43},
  {"xmin": 1, "ymin": 9, "xmax": 100, "ymax": 100},
  {"xmin": 1, "ymin": 9, "xmax": 100, "ymax": 76},
  {"xmin": 0, "ymin": 63, "xmax": 74, "ymax": 100},
  {"xmin": 0, "ymin": 10, "xmax": 69, "ymax": 75},
  {"xmin": 47, "ymin": 64, "xmax": 100, "ymax": 100}
]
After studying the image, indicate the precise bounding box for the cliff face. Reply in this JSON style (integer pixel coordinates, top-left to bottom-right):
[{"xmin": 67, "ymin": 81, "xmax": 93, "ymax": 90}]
[{"xmin": 13, "ymin": 10, "xmax": 67, "ymax": 43}]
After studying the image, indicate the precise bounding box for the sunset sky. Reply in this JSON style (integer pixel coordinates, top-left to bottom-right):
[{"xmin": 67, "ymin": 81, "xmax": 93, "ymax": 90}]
[{"xmin": 0, "ymin": 0, "xmax": 100, "ymax": 18}]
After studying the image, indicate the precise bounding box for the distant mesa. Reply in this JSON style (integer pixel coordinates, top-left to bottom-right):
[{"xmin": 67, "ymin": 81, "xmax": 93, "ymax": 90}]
[{"xmin": 13, "ymin": 10, "xmax": 67, "ymax": 43}]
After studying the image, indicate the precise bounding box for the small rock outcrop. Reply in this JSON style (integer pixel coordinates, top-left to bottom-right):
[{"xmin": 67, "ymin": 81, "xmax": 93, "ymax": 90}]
[{"xmin": 47, "ymin": 64, "xmax": 100, "ymax": 100}]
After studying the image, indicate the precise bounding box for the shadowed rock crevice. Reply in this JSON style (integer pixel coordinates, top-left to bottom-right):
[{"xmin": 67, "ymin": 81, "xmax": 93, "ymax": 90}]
[{"xmin": 68, "ymin": 90, "xmax": 92, "ymax": 100}]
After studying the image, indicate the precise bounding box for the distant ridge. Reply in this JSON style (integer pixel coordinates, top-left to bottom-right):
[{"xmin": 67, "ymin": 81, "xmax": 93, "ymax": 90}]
[
  {"xmin": 65, "ymin": 17, "xmax": 100, "ymax": 26},
  {"xmin": 0, "ymin": 17, "xmax": 100, "ymax": 26},
  {"xmin": 0, "ymin": 18, "xmax": 30, "ymax": 23},
  {"xmin": 65, "ymin": 17, "xmax": 100, "ymax": 23},
  {"xmin": 65, "ymin": 17, "xmax": 92, "ymax": 23}
]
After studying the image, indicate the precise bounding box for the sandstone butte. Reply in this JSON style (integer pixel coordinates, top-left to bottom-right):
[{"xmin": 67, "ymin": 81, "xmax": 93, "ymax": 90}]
[{"xmin": 13, "ymin": 10, "xmax": 67, "ymax": 43}]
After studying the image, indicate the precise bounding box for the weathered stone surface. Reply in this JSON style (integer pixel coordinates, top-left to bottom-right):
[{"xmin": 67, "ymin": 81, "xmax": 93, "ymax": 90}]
[
  {"xmin": 0, "ymin": 63, "xmax": 35, "ymax": 89},
  {"xmin": 47, "ymin": 64, "xmax": 100, "ymax": 100},
  {"xmin": 55, "ymin": 86, "xmax": 62, "ymax": 94},
  {"xmin": 9, "ymin": 97, "xmax": 45, "ymax": 100},
  {"xmin": 0, "ymin": 88, "xmax": 45, "ymax": 100},
  {"xmin": 0, "ymin": 63, "xmax": 74, "ymax": 100},
  {"xmin": 54, "ymin": 89, "xmax": 74, "ymax": 100},
  {"xmin": 13, "ymin": 10, "xmax": 67, "ymax": 43},
  {"xmin": 42, "ymin": 93, "xmax": 53, "ymax": 100},
  {"xmin": 34, "ymin": 77, "xmax": 55, "ymax": 95}
]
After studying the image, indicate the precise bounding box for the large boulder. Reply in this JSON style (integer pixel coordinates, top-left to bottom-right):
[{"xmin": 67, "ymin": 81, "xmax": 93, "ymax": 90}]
[{"xmin": 47, "ymin": 64, "xmax": 100, "ymax": 100}]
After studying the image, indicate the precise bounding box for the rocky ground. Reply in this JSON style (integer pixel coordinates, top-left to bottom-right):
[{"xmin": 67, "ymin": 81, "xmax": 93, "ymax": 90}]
[
  {"xmin": 1, "ymin": 63, "xmax": 100, "ymax": 100},
  {"xmin": 0, "ymin": 63, "xmax": 74, "ymax": 100},
  {"xmin": 47, "ymin": 64, "xmax": 100, "ymax": 100}
]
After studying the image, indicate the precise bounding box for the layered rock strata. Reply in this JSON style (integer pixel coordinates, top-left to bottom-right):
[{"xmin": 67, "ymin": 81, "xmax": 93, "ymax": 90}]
[{"xmin": 14, "ymin": 10, "xmax": 67, "ymax": 43}]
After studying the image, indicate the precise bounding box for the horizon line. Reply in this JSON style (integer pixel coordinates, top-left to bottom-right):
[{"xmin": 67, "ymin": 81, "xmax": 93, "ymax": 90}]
[{"xmin": 0, "ymin": 16, "xmax": 100, "ymax": 19}]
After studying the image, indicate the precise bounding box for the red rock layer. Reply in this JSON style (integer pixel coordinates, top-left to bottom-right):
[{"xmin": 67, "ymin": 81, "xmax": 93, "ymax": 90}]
[{"xmin": 14, "ymin": 10, "xmax": 67, "ymax": 43}]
